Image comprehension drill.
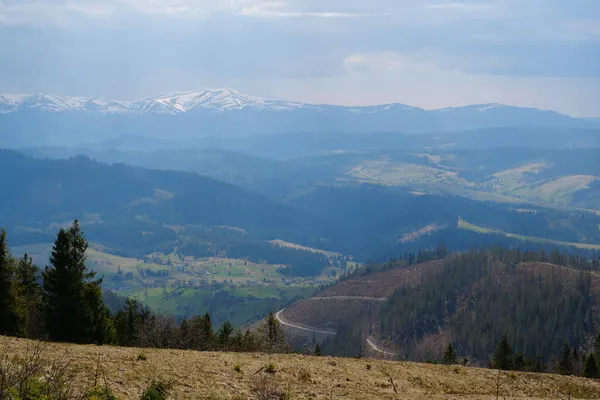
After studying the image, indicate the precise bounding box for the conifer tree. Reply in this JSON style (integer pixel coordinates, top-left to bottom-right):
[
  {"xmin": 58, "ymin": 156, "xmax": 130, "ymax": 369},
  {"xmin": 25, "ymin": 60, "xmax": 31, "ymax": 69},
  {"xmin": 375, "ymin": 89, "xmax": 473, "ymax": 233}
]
[
  {"xmin": 217, "ymin": 321, "xmax": 234, "ymax": 349},
  {"xmin": 594, "ymin": 333, "xmax": 600, "ymax": 361},
  {"xmin": 0, "ymin": 229, "xmax": 20, "ymax": 336},
  {"xmin": 558, "ymin": 340, "xmax": 573, "ymax": 375},
  {"xmin": 443, "ymin": 344, "xmax": 458, "ymax": 364},
  {"xmin": 513, "ymin": 352, "xmax": 525, "ymax": 371},
  {"xmin": 43, "ymin": 220, "xmax": 111, "ymax": 344},
  {"xmin": 15, "ymin": 254, "xmax": 42, "ymax": 338},
  {"xmin": 492, "ymin": 335, "xmax": 513, "ymax": 370},
  {"xmin": 315, "ymin": 344, "xmax": 322, "ymax": 356},
  {"xmin": 583, "ymin": 353, "xmax": 599, "ymax": 379},
  {"xmin": 189, "ymin": 313, "xmax": 213, "ymax": 350},
  {"xmin": 44, "ymin": 226, "xmax": 83, "ymax": 342},
  {"xmin": 258, "ymin": 312, "xmax": 286, "ymax": 353}
]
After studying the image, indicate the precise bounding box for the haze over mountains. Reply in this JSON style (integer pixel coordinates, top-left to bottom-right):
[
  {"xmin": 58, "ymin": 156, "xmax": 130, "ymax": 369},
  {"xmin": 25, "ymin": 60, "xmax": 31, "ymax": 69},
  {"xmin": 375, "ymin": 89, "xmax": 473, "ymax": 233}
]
[
  {"xmin": 3, "ymin": 84, "xmax": 600, "ymax": 334},
  {"xmin": 1, "ymin": 88, "xmax": 597, "ymax": 148}
]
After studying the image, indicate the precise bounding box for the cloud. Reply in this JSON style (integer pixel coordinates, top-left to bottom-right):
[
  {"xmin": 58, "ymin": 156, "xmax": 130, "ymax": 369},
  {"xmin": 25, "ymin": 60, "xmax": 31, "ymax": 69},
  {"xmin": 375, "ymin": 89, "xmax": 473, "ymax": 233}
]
[
  {"xmin": 426, "ymin": 2, "xmax": 499, "ymax": 11},
  {"xmin": 0, "ymin": 0, "xmax": 598, "ymax": 116},
  {"xmin": 239, "ymin": 1, "xmax": 390, "ymax": 18},
  {"xmin": 343, "ymin": 50, "xmax": 515, "ymax": 76},
  {"xmin": 0, "ymin": 0, "xmax": 392, "ymax": 25}
]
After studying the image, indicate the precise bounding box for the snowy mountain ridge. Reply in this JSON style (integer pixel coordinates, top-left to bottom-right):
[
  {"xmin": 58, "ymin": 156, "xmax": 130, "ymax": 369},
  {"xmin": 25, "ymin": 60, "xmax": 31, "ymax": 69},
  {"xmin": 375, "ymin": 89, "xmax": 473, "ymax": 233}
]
[
  {"xmin": 0, "ymin": 88, "xmax": 528, "ymax": 116},
  {"xmin": 0, "ymin": 88, "xmax": 318, "ymax": 115}
]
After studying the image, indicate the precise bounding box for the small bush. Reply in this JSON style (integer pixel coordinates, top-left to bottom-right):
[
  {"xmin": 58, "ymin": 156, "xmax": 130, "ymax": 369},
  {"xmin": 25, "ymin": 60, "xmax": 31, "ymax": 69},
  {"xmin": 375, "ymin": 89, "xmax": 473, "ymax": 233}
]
[
  {"xmin": 366, "ymin": 364, "xmax": 372, "ymax": 370},
  {"xmin": 85, "ymin": 386, "xmax": 118, "ymax": 400},
  {"xmin": 137, "ymin": 353, "xmax": 148, "ymax": 361},
  {"xmin": 140, "ymin": 380, "xmax": 175, "ymax": 400},
  {"xmin": 265, "ymin": 363, "xmax": 276, "ymax": 374},
  {"xmin": 327, "ymin": 360, "xmax": 337, "ymax": 367},
  {"xmin": 298, "ymin": 368, "xmax": 311, "ymax": 382},
  {"xmin": 251, "ymin": 373, "xmax": 286, "ymax": 400},
  {"xmin": 233, "ymin": 364, "xmax": 242, "ymax": 373}
]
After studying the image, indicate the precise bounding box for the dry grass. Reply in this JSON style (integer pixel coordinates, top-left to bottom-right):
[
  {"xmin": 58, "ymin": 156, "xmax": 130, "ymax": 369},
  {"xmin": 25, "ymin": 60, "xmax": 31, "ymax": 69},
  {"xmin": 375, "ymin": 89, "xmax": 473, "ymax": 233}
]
[{"xmin": 2, "ymin": 336, "xmax": 599, "ymax": 399}]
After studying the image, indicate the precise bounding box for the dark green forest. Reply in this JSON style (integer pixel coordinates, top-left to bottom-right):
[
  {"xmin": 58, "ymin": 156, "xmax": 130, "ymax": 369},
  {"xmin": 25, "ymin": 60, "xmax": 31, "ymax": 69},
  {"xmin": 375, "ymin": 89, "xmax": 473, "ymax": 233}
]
[{"xmin": 376, "ymin": 248, "xmax": 600, "ymax": 367}]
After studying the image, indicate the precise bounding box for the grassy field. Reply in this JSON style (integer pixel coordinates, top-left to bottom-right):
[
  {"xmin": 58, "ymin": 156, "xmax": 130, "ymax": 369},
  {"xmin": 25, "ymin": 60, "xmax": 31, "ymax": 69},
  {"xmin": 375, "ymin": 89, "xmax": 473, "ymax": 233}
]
[
  {"xmin": 348, "ymin": 161, "xmax": 474, "ymax": 188},
  {"xmin": 2, "ymin": 336, "xmax": 599, "ymax": 400},
  {"xmin": 345, "ymin": 155, "xmax": 600, "ymax": 210},
  {"xmin": 457, "ymin": 218, "xmax": 600, "ymax": 250}
]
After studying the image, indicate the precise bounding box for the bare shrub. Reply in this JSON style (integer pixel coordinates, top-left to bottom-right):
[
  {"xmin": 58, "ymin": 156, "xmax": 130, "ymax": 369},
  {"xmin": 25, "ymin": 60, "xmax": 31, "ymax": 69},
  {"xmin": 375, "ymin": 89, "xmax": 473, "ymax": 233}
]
[
  {"xmin": 251, "ymin": 372, "xmax": 287, "ymax": 400},
  {"xmin": 0, "ymin": 339, "xmax": 84, "ymax": 400}
]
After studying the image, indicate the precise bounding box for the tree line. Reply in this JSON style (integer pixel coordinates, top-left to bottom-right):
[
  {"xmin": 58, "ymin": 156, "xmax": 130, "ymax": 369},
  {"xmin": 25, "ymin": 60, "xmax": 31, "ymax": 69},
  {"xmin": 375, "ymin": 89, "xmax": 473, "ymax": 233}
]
[
  {"xmin": 443, "ymin": 333, "xmax": 600, "ymax": 379},
  {"xmin": 0, "ymin": 221, "xmax": 287, "ymax": 353}
]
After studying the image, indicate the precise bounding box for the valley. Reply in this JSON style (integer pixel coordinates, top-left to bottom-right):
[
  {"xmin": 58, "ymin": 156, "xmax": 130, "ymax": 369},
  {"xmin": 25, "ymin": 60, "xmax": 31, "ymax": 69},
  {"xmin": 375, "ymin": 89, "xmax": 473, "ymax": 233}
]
[{"xmin": 11, "ymin": 242, "xmax": 347, "ymax": 327}]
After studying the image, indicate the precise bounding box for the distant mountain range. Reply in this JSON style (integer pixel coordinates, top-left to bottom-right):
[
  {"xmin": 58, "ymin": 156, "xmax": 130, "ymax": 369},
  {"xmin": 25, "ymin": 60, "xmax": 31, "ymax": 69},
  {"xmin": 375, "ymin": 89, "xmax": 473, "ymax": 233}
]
[
  {"xmin": 0, "ymin": 89, "xmax": 309, "ymax": 115},
  {"xmin": 1, "ymin": 88, "xmax": 597, "ymax": 146}
]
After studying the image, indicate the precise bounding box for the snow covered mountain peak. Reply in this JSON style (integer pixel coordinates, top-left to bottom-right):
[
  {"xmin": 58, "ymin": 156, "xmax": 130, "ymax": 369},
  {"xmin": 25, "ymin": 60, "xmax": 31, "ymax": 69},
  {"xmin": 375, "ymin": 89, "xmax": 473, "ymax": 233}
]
[
  {"xmin": 0, "ymin": 88, "xmax": 313, "ymax": 115},
  {"xmin": 145, "ymin": 88, "xmax": 311, "ymax": 113}
]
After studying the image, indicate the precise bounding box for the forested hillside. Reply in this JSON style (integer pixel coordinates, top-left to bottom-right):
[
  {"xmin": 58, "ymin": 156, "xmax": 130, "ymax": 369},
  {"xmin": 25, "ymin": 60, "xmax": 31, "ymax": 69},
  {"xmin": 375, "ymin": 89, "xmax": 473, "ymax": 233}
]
[
  {"xmin": 283, "ymin": 247, "xmax": 600, "ymax": 374},
  {"xmin": 379, "ymin": 248, "xmax": 600, "ymax": 364}
]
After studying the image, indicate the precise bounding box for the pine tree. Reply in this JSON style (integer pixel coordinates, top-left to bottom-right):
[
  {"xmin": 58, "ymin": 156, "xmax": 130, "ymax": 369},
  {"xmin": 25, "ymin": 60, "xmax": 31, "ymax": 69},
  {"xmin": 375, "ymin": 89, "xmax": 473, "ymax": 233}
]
[
  {"xmin": 43, "ymin": 220, "xmax": 110, "ymax": 344},
  {"xmin": 558, "ymin": 340, "xmax": 573, "ymax": 375},
  {"xmin": 43, "ymin": 227, "xmax": 76, "ymax": 342},
  {"xmin": 492, "ymin": 335, "xmax": 513, "ymax": 370},
  {"xmin": 443, "ymin": 344, "xmax": 458, "ymax": 364},
  {"xmin": 583, "ymin": 353, "xmax": 599, "ymax": 379},
  {"xmin": 594, "ymin": 333, "xmax": 600, "ymax": 361},
  {"xmin": 15, "ymin": 254, "xmax": 42, "ymax": 338},
  {"xmin": 0, "ymin": 229, "xmax": 20, "ymax": 336},
  {"xmin": 258, "ymin": 312, "xmax": 286, "ymax": 353},
  {"xmin": 315, "ymin": 344, "xmax": 322, "ymax": 356},
  {"xmin": 84, "ymin": 280, "xmax": 115, "ymax": 344},
  {"xmin": 514, "ymin": 352, "xmax": 525, "ymax": 371},
  {"xmin": 189, "ymin": 313, "xmax": 213, "ymax": 350},
  {"xmin": 217, "ymin": 321, "xmax": 234, "ymax": 349}
]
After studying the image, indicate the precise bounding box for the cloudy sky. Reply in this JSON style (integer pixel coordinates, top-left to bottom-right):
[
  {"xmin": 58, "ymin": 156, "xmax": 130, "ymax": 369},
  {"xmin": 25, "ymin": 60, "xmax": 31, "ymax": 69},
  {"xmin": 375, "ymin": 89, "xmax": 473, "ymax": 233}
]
[{"xmin": 1, "ymin": 0, "xmax": 599, "ymax": 116}]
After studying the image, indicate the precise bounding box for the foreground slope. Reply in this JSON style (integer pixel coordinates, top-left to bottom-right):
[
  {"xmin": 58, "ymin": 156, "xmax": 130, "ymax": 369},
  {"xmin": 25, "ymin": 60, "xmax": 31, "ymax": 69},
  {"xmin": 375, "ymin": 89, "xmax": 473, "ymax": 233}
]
[{"xmin": 1, "ymin": 336, "xmax": 599, "ymax": 399}]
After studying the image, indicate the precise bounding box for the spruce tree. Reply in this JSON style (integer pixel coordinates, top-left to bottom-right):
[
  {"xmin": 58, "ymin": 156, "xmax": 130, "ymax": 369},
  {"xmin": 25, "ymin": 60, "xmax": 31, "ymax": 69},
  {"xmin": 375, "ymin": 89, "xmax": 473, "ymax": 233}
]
[
  {"xmin": 315, "ymin": 344, "xmax": 322, "ymax": 356},
  {"xmin": 44, "ymin": 227, "xmax": 82, "ymax": 342},
  {"xmin": 258, "ymin": 312, "xmax": 286, "ymax": 353},
  {"xmin": 43, "ymin": 220, "xmax": 110, "ymax": 344},
  {"xmin": 492, "ymin": 335, "xmax": 513, "ymax": 370},
  {"xmin": 583, "ymin": 353, "xmax": 599, "ymax": 379},
  {"xmin": 594, "ymin": 333, "xmax": 600, "ymax": 361},
  {"xmin": 217, "ymin": 321, "xmax": 234, "ymax": 349},
  {"xmin": 443, "ymin": 344, "xmax": 458, "ymax": 364},
  {"xmin": 558, "ymin": 340, "xmax": 573, "ymax": 375},
  {"xmin": 514, "ymin": 352, "xmax": 525, "ymax": 371},
  {"xmin": 15, "ymin": 254, "xmax": 42, "ymax": 338},
  {"xmin": 189, "ymin": 313, "xmax": 213, "ymax": 350},
  {"xmin": 0, "ymin": 229, "xmax": 20, "ymax": 336}
]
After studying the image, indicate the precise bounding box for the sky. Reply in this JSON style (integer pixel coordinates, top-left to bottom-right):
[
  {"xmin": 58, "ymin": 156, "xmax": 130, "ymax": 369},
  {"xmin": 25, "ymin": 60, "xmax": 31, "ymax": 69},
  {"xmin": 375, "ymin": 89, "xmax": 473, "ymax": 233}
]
[{"xmin": 1, "ymin": 0, "xmax": 599, "ymax": 116}]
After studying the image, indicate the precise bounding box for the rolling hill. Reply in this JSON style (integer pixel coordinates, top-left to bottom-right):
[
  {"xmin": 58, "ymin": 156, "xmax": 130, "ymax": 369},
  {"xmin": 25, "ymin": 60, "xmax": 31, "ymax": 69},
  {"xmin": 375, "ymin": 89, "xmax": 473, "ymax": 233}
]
[
  {"xmin": 1, "ymin": 335, "xmax": 599, "ymax": 400},
  {"xmin": 0, "ymin": 150, "xmax": 320, "ymax": 252}
]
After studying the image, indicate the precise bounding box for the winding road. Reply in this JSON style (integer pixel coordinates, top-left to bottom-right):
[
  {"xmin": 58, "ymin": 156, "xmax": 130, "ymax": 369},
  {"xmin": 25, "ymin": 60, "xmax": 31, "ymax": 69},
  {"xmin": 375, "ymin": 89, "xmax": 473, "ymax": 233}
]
[{"xmin": 275, "ymin": 309, "xmax": 397, "ymax": 357}]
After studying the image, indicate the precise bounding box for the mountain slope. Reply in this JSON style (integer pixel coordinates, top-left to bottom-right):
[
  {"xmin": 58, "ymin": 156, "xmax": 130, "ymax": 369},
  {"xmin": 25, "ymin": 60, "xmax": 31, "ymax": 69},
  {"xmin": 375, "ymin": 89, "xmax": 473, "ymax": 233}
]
[
  {"xmin": 0, "ymin": 89, "xmax": 593, "ymax": 147},
  {"xmin": 3, "ymin": 336, "xmax": 599, "ymax": 400},
  {"xmin": 281, "ymin": 249, "xmax": 600, "ymax": 364},
  {"xmin": 0, "ymin": 150, "xmax": 320, "ymax": 254}
]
